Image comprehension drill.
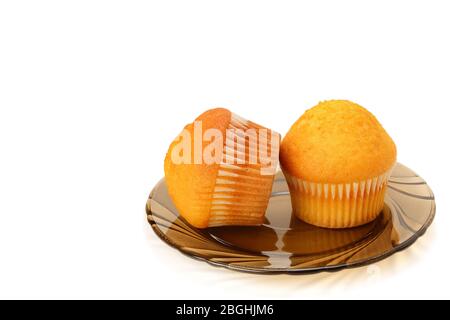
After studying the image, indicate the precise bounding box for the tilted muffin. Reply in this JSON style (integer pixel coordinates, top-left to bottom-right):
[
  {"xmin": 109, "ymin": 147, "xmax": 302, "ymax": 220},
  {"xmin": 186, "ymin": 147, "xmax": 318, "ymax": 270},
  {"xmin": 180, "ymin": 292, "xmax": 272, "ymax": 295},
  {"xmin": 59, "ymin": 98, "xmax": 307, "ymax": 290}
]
[
  {"xmin": 280, "ymin": 100, "xmax": 396, "ymax": 228},
  {"xmin": 164, "ymin": 108, "xmax": 280, "ymax": 228}
]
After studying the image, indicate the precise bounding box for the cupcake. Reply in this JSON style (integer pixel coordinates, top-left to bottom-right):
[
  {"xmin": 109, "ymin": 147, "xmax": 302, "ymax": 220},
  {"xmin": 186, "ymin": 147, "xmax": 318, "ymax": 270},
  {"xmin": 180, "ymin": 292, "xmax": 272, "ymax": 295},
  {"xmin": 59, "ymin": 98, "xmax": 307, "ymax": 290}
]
[
  {"xmin": 280, "ymin": 100, "xmax": 396, "ymax": 228},
  {"xmin": 164, "ymin": 108, "xmax": 280, "ymax": 228}
]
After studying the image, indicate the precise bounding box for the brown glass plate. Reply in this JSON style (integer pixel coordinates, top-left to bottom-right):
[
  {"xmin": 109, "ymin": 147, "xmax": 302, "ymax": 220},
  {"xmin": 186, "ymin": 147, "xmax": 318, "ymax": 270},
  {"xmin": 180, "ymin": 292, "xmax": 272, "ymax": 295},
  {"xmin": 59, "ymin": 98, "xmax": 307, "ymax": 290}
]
[{"xmin": 146, "ymin": 163, "xmax": 435, "ymax": 273}]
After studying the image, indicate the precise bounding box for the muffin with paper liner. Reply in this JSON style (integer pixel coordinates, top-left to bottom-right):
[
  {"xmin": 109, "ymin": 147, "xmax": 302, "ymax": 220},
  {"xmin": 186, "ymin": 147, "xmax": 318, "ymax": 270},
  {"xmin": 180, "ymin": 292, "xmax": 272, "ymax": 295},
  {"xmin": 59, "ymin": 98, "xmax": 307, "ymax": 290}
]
[
  {"xmin": 164, "ymin": 108, "xmax": 280, "ymax": 228},
  {"xmin": 280, "ymin": 100, "xmax": 396, "ymax": 228}
]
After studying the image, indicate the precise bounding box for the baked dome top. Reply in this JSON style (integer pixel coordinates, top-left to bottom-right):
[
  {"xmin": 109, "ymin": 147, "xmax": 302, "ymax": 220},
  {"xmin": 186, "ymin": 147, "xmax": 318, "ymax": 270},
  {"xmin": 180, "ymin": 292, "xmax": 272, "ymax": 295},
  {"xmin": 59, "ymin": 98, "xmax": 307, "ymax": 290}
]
[
  {"xmin": 280, "ymin": 100, "xmax": 396, "ymax": 183},
  {"xmin": 164, "ymin": 108, "xmax": 231, "ymax": 228}
]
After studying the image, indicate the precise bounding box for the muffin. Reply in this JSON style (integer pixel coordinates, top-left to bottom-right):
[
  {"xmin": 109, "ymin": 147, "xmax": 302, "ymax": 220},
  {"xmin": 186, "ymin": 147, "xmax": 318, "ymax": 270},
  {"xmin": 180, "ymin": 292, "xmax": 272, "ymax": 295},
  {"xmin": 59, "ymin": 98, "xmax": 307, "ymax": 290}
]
[
  {"xmin": 280, "ymin": 100, "xmax": 396, "ymax": 228},
  {"xmin": 164, "ymin": 108, "xmax": 280, "ymax": 228}
]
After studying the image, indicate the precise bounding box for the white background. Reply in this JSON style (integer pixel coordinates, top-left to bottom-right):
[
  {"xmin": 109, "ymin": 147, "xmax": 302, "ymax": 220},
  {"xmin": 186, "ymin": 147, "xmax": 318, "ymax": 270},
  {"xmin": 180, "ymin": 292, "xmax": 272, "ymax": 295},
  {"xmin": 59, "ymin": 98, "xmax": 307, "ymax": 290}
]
[{"xmin": 0, "ymin": 0, "xmax": 449, "ymax": 299}]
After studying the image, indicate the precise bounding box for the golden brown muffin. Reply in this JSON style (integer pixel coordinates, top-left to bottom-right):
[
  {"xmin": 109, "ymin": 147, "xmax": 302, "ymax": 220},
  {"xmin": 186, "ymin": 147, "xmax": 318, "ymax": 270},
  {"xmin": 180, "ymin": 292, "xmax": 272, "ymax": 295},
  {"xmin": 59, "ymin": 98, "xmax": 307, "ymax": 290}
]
[
  {"xmin": 164, "ymin": 108, "xmax": 280, "ymax": 228},
  {"xmin": 280, "ymin": 100, "xmax": 396, "ymax": 228}
]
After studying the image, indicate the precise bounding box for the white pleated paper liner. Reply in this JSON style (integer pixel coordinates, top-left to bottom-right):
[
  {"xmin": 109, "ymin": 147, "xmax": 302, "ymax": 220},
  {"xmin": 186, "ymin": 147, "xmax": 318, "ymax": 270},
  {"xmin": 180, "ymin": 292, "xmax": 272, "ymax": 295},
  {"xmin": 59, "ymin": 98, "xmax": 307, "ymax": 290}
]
[
  {"xmin": 283, "ymin": 165, "xmax": 395, "ymax": 228},
  {"xmin": 208, "ymin": 113, "xmax": 280, "ymax": 227}
]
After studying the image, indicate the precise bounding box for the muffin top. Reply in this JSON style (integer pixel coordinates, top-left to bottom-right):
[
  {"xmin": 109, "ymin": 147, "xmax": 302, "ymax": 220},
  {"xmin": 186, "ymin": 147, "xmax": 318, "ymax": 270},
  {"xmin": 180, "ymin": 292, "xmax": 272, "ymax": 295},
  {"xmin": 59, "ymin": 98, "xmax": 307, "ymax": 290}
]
[
  {"xmin": 164, "ymin": 108, "xmax": 231, "ymax": 228},
  {"xmin": 280, "ymin": 100, "xmax": 396, "ymax": 183}
]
